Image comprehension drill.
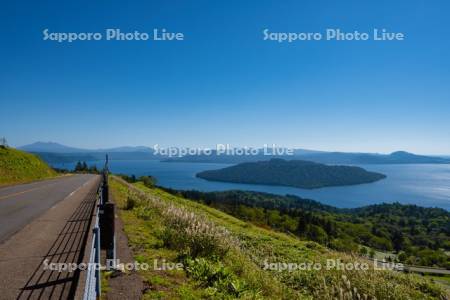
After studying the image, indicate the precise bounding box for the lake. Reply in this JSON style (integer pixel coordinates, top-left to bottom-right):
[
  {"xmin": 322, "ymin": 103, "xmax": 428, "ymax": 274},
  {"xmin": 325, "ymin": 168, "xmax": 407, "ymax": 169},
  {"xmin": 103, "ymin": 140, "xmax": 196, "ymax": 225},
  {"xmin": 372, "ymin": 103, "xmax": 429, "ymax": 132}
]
[{"xmin": 53, "ymin": 160, "xmax": 450, "ymax": 210}]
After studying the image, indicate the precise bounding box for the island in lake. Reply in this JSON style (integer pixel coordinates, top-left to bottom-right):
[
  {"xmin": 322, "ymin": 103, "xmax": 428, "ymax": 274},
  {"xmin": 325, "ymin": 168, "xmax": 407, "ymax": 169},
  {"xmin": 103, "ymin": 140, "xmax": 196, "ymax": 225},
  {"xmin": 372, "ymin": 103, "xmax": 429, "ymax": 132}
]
[{"xmin": 196, "ymin": 158, "xmax": 386, "ymax": 189}]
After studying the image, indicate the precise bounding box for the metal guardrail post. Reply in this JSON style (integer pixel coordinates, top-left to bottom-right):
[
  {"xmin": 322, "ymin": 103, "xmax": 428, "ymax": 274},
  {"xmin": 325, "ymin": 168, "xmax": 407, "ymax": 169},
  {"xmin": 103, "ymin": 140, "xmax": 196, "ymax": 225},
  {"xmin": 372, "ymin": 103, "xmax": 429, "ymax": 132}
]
[
  {"xmin": 102, "ymin": 180, "xmax": 108, "ymax": 204},
  {"xmin": 100, "ymin": 202, "xmax": 115, "ymax": 261}
]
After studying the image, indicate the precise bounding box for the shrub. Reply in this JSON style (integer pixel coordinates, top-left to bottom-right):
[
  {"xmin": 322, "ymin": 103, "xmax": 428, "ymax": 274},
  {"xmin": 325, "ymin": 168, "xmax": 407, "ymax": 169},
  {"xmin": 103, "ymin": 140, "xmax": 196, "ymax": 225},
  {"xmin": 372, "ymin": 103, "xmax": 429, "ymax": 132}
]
[
  {"xmin": 184, "ymin": 257, "xmax": 248, "ymax": 297},
  {"xmin": 139, "ymin": 175, "xmax": 157, "ymax": 188},
  {"xmin": 162, "ymin": 205, "xmax": 239, "ymax": 258},
  {"xmin": 118, "ymin": 174, "xmax": 137, "ymax": 183},
  {"xmin": 125, "ymin": 195, "xmax": 138, "ymax": 210},
  {"xmin": 359, "ymin": 246, "xmax": 368, "ymax": 256}
]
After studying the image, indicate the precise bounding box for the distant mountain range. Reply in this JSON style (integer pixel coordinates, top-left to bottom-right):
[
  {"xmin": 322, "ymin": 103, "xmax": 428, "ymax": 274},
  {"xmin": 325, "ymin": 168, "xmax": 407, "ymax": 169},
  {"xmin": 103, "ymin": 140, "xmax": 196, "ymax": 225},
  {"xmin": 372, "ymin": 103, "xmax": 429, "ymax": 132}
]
[
  {"xmin": 18, "ymin": 142, "xmax": 153, "ymax": 153},
  {"xmin": 298, "ymin": 150, "xmax": 450, "ymax": 165},
  {"xmin": 197, "ymin": 158, "xmax": 387, "ymax": 189},
  {"xmin": 17, "ymin": 142, "xmax": 450, "ymax": 165},
  {"xmin": 18, "ymin": 142, "xmax": 158, "ymax": 163},
  {"xmin": 164, "ymin": 150, "xmax": 450, "ymax": 165}
]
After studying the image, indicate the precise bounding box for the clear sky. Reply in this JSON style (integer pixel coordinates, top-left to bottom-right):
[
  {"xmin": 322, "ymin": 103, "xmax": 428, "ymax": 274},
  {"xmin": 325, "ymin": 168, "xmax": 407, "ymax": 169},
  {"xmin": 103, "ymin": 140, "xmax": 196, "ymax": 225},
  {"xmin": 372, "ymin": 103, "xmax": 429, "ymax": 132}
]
[{"xmin": 1, "ymin": 0, "xmax": 449, "ymax": 154}]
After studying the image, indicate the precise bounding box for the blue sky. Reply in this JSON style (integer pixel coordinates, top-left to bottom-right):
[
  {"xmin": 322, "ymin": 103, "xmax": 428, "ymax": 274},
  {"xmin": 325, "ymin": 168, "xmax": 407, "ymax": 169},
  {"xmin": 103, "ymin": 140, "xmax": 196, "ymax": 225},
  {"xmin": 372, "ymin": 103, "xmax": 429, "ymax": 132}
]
[{"xmin": 1, "ymin": 0, "xmax": 449, "ymax": 154}]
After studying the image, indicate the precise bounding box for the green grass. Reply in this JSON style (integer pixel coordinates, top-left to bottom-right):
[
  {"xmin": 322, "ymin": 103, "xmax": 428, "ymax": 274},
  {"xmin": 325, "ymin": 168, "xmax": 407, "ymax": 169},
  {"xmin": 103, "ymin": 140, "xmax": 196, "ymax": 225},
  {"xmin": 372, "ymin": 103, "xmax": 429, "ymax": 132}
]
[
  {"xmin": 100, "ymin": 270, "xmax": 112, "ymax": 299},
  {"xmin": 110, "ymin": 176, "xmax": 449, "ymax": 299},
  {"xmin": 426, "ymin": 275, "xmax": 450, "ymax": 289},
  {"xmin": 434, "ymin": 275, "xmax": 450, "ymax": 285},
  {"xmin": 0, "ymin": 147, "xmax": 57, "ymax": 186}
]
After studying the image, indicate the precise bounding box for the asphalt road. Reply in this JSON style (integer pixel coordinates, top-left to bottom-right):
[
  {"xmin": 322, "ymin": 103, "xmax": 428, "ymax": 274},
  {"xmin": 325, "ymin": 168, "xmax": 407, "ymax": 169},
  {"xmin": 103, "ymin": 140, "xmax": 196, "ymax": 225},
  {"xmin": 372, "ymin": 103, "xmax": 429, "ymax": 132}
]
[
  {"xmin": 0, "ymin": 174, "xmax": 96, "ymax": 243},
  {"xmin": 367, "ymin": 257, "xmax": 450, "ymax": 275}
]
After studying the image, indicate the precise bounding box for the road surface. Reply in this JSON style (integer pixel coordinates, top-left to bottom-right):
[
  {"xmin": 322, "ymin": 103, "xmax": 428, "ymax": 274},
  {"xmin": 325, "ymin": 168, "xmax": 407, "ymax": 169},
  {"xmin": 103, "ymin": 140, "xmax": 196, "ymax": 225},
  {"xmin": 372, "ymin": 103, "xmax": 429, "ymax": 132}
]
[
  {"xmin": 368, "ymin": 257, "xmax": 450, "ymax": 275},
  {"xmin": 0, "ymin": 174, "xmax": 100, "ymax": 299},
  {"xmin": 0, "ymin": 175, "xmax": 95, "ymax": 243}
]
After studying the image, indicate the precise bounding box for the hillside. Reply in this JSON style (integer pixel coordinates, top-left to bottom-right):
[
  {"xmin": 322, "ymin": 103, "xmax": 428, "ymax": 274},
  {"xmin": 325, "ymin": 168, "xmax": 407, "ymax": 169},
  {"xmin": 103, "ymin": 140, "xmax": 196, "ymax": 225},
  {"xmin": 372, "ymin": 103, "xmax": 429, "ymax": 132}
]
[
  {"xmin": 197, "ymin": 158, "xmax": 386, "ymax": 189},
  {"xmin": 162, "ymin": 189, "xmax": 450, "ymax": 269},
  {"xmin": 0, "ymin": 147, "xmax": 57, "ymax": 186},
  {"xmin": 109, "ymin": 176, "xmax": 449, "ymax": 299}
]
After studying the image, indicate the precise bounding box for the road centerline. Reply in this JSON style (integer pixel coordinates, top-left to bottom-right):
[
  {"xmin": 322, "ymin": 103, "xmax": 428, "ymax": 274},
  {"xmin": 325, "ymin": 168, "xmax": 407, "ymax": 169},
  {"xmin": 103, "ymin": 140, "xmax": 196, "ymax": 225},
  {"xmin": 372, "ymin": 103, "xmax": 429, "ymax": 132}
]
[{"xmin": 0, "ymin": 182, "xmax": 60, "ymax": 201}]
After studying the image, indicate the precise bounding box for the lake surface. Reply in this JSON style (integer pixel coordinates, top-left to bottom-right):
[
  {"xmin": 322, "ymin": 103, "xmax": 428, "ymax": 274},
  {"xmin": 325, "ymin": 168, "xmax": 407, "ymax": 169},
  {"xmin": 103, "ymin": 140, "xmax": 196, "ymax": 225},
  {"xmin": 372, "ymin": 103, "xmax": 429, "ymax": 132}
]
[{"xmin": 53, "ymin": 160, "xmax": 450, "ymax": 210}]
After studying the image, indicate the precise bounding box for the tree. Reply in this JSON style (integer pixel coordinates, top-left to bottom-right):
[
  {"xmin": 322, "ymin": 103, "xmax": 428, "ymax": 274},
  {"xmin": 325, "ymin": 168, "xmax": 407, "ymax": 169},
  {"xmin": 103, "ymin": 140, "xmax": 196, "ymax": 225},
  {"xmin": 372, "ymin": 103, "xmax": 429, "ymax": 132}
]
[
  {"xmin": 89, "ymin": 165, "xmax": 99, "ymax": 174},
  {"xmin": 392, "ymin": 230, "xmax": 405, "ymax": 252},
  {"xmin": 307, "ymin": 225, "xmax": 328, "ymax": 244},
  {"xmin": 398, "ymin": 251, "xmax": 407, "ymax": 262},
  {"xmin": 296, "ymin": 216, "xmax": 308, "ymax": 235},
  {"xmin": 75, "ymin": 161, "xmax": 83, "ymax": 172},
  {"xmin": 267, "ymin": 210, "xmax": 282, "ymax": 228}
]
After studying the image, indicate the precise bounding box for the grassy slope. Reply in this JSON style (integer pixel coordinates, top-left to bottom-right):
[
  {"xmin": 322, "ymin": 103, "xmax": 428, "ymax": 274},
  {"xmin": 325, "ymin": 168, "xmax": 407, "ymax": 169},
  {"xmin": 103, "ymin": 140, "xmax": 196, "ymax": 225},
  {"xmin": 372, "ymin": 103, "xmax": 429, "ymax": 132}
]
[
  {"xmin": 110, "ymin": 177, "xmax": 449, "ymax": 299},
  {"xmin": 0, "ymin": 147, "xmax": 57, "ymax": 186}
]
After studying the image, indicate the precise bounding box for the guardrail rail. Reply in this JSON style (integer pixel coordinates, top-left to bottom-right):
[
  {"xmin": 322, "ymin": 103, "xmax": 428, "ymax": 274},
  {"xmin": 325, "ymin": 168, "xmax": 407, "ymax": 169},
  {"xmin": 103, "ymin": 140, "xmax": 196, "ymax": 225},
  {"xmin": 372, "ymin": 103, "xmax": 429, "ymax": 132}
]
[{"xmin": 83, "ymin": 155, "xmax": 115, "ymax": 300}]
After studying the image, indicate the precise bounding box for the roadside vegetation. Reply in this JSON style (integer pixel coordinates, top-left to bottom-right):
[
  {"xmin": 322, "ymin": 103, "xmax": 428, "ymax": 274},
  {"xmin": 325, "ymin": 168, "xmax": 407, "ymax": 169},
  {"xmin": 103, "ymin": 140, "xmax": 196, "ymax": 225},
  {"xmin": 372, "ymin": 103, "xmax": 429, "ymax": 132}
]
[
  {"xmin": 160, "ymin": 189, "xmax": 450, "ymax": 270},
  {"xmin": 110, "ymin": 176, "xmax": 449, "ymax": 299},
  {"xmin": 0, "ymin": 147, "xmax": 57, "ymax": 186},
  {"xmin": 118, "ymin": 174, "xmax": 157, "ymax": 188}
]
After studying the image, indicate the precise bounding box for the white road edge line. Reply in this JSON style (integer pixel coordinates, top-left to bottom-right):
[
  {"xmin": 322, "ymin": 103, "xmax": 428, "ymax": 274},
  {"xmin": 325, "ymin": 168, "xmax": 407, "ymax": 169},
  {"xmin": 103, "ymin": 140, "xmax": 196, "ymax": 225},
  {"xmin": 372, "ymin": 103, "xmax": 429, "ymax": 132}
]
[{"xmin": 50, "ymin": 176, "xmax": 96, "ymax": 210}]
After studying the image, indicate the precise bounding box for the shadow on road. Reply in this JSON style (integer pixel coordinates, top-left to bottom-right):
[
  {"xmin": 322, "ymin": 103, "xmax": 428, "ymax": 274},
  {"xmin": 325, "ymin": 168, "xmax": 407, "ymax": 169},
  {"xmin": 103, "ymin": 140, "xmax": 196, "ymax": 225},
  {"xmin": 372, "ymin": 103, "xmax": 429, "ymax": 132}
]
[{"xmin": 17, "ymin": 188, "xmax": 97, "ymax": 300}]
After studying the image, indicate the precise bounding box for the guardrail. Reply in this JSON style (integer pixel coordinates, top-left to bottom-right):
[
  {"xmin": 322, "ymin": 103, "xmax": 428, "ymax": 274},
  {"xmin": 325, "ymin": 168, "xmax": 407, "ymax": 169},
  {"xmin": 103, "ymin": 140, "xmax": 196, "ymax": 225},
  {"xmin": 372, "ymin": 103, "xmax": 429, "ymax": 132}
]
[
  {"xmin": 83, "ymin": 156, "xmax": 115, "ymax": 300},
  {"xmin": 83, "ymin": 185, "xmax": 102, "ymax": 299}
]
